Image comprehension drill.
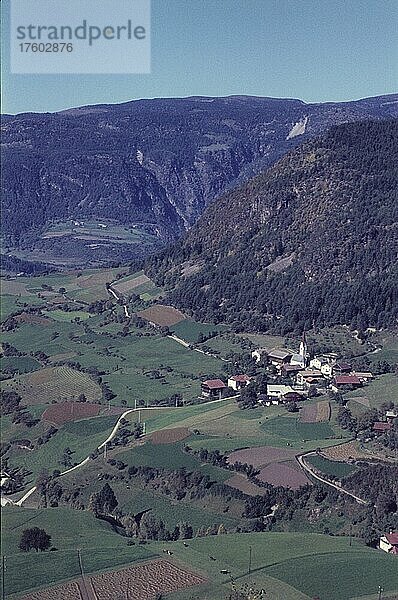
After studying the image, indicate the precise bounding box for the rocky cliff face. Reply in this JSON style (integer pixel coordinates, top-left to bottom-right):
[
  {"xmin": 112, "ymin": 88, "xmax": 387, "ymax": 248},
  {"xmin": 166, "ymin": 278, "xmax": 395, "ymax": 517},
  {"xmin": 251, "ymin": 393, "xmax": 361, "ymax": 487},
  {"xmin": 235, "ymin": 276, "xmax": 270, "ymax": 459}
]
[{"xmin": 2, "ymin": 94, "xmax": 397, "ymax": 251}]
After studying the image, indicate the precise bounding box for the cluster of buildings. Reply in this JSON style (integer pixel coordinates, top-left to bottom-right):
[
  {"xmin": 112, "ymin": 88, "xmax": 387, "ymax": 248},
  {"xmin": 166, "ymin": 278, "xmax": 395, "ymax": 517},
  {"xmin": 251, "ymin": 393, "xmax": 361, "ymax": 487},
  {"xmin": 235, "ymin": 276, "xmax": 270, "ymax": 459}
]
[
  {"xmin": 200, "ymin": 332, "xmax": 378, "ymax": 406},
  {"xmin": 251, "ymin": 333, "xmax": 373, "ymax": 395}
]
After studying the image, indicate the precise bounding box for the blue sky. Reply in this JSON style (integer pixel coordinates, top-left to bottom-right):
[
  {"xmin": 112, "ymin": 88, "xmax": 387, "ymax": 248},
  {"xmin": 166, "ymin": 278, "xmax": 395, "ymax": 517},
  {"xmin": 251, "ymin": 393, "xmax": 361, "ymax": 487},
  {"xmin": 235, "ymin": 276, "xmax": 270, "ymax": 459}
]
[{"xmin": 2, "ymin": 0, "xmax": 397, "ymax": 114}]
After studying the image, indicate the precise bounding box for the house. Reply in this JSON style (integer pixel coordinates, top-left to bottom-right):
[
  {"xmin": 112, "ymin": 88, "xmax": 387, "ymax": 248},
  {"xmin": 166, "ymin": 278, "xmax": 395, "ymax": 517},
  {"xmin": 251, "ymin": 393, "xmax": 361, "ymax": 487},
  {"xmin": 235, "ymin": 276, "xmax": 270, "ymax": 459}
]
[
  {"xmin": 331, "ymin": 375, "xmax": 361, "ymax": 392},
  {"xmin": 267, "ymin": 349, "xmax": 292, "ymax": 366},
  {"xmin": 201, "ymin": 379, "xmax": 226, "ymax": 399},
  {"xmin": 267, "ymin": 384, "xmax": 294, "ymax": 404},
  {"xmin": 351, "ymin": 371, "xmax": 373, "ymax": 382},
  {"xmin": 228, "ymin": 374, "xmax": 251, "ymax": 391},
  {"xmin": 373, "ymin": 422, "xmax": 392, "ymax": 434},
  {"xmin": 333, "ymin": 361, "xmax": 352, "ymax": 374},
  {"xmin": 282, "ymin": 391, "xmax": 304, "ymax": 403},
  {"xmin": 281, "ymin": 364, "xmax": 304, "ymax": 376},
  {"xmin": 386, "ymin": 410, "xmax": 398, "ymax": 422},
  {"xmin": 309, "ymin": 357, "xmax": 334, "ymax": 377},
  {"xmin": 296, "ymin": 370, "xmax": 323, "ymax": 387},
  {"xmin": 251, "ymin": 348, "xmax": 269, "ymax": 363},
  {"xmin": 380, "ymin": 532, "xmax": 398, "ymax": 554}
]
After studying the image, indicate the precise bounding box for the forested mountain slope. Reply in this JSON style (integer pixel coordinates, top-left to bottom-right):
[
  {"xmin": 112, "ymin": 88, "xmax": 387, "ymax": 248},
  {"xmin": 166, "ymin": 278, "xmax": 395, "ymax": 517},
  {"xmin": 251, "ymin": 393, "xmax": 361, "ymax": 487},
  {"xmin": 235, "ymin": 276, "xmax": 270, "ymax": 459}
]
[
  {"xmin": 2, "ymin": 94, "xmax": 397, "ymax": 251},
  {"xmin": 146, "ymin": 120, "xmax": 398, "ymax": 333}
]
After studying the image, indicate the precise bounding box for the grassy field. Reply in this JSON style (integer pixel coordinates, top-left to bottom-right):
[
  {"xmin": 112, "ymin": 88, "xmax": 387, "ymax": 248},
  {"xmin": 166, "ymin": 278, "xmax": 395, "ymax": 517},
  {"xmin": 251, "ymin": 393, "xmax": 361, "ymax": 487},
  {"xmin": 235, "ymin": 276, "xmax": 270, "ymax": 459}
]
[
  {"xmin": 0, "ymin": 506, "xmax": 156, "ymax": 598},
  {"xmin": 346, "ymin": 373, "xmax": 398, "ymax": 408},
  {"xmin": 306, "ymin": 454, "xmax": 357, "ymax": 479},
  {"xmin": 43, "ymin": 309, "xmax": 92, "ymax": 322},
  {"xmin": 2, "ymin": 509, "xmax": 397, "ymax": 599},
  {"xmin": 117, "ymin": 438, "xmax": 232, "ymax": 482},
  {"xmin": 112, "ymin": 270, "xmax": 162, "ymax": 300},
  {"xmin": 370, "ymin": 331, "xmax": 398, "ymax": 364},
  {"xmin": 8, "ymin": 415, "xmax": 117, "ymax": 479},
  {"xmin": 1, "ymin": 355, "xmax": 42, "ymax": 374},
  {"xmin": 154, "ymin": 532, "xmax": 398, "ymax": 600},
  {"xmin": 3, "ymin": 365, "xmax": 102, "ymax": 405}
]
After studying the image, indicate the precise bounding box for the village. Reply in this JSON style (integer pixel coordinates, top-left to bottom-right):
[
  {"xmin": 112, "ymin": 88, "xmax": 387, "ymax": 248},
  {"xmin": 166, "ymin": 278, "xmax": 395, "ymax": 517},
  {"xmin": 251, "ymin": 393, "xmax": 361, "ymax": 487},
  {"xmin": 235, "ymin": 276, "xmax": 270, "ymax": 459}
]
[{"xmin": 200, "ymin": 333, "xmax": 397, "ymax": 436}]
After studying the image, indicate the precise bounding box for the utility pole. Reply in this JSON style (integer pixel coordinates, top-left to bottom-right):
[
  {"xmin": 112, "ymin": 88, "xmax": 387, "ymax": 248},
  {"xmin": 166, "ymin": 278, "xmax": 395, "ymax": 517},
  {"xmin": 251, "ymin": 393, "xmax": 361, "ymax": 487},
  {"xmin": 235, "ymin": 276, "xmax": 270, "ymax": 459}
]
[
  {"xmin": 248, "ymin": 545, "xmax": 252, "ymax": 574},
  {"xmin": 138, "ymin": 410, "xmax": 141, "ymax": 423},
  {"xmin": 2, "ymin": 555, "xmax": 5, "ymax": 600},
  {"xmin": 142, "ymin": 422, "xmax": 146, "ymax": 436},
  {"xmin": 134, "ymin": 398, "xmax": 137, "ymax": 410}
]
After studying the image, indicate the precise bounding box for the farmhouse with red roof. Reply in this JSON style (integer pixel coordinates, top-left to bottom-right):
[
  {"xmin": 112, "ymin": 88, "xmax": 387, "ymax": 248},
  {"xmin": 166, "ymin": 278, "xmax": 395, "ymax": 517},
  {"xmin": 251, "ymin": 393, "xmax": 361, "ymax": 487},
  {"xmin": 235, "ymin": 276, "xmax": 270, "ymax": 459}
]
[
  {"xmin": 201, "ymin": 379, "xmax": 226, "ymax": 399},
  {"xmin": 331, "ymin": 374, "xmax": 362, "ymax": 392},
  {"xmin": 380, "ymin": 532, "xmax": 398, "ymax": 554},
  {"xmin": 373, "ymin": 422, "xmax": 392, "ymax": 434}
]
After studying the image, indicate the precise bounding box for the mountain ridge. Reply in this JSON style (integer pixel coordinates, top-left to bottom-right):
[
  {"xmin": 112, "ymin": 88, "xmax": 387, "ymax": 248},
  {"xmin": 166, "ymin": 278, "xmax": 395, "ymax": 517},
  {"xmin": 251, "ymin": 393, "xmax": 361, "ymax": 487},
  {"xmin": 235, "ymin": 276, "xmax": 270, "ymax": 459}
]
[
  {"xmin": 2, "ymin": 94, "xmax": 397, "ymax": 268},
  {"xmin": 146, "ymin": 119, "xmax": 398, "ymax": 333}
]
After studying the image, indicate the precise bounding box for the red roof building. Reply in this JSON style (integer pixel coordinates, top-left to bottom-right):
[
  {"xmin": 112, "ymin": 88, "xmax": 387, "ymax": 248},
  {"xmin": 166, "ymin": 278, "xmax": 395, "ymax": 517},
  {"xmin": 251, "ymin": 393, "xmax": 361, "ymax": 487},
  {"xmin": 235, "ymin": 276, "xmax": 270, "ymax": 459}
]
[
  {"xmin": 373, "ymin": 422, "xmax": 392, "ymax": 433},
  {"xmin": 334, "ymin": 375, "xmax": 361, "ymax": 385},
  {"xmin": 201, "ymin": 379, "xmax": 227, "ymax": 399},
  {"xmin": 380, "ymin": 532, "xmax": 398, "ymax": 554}
]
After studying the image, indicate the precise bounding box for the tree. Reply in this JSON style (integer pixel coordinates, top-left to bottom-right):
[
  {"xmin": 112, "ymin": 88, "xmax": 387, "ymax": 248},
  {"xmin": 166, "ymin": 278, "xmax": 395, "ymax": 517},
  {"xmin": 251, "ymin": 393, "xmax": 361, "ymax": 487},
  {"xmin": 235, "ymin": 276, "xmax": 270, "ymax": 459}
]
[
  {"xmin": 19, "ymin": 527, "xmax": 51, "ymax": 552},
  {"xmin": 99, "ymin": 483, "xmax": 118, "ymax": 513},
  {"xmin": 286, "ymin": 401, "xmax": 298, "ymax": 412}
]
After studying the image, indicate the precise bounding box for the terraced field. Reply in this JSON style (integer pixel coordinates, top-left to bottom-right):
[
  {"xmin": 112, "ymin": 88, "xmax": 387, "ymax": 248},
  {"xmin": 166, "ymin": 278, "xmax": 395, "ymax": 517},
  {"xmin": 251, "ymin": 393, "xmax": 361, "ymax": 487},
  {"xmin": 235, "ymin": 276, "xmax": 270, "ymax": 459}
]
[{"xmin": 3, "ymin": 366, "xmax": 102, "ymax": 405}]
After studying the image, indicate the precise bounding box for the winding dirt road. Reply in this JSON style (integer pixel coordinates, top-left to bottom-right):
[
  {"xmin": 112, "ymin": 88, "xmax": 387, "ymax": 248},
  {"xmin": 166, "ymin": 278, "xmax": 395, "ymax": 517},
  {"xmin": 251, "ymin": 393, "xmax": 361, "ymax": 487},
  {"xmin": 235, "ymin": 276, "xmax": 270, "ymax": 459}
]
[
  {"xmin": 10, "ymin": 395, "xmax": 238, "ymax": 507},
  {"xmin": 297, "ymin": 452, "xmax": 368, "ymax": 505}
]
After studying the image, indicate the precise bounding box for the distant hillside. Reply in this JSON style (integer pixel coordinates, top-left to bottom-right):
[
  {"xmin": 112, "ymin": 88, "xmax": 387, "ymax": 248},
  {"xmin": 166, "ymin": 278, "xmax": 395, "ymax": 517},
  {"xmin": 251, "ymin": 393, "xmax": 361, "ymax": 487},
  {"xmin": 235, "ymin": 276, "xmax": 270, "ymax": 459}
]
[
  {"xmin": 146, "ymin": 120, "xmax": 398, "ymax": 333},
  {"xmin": 2, "ymin": 94, "xmax": 397, "ymax": 266}
]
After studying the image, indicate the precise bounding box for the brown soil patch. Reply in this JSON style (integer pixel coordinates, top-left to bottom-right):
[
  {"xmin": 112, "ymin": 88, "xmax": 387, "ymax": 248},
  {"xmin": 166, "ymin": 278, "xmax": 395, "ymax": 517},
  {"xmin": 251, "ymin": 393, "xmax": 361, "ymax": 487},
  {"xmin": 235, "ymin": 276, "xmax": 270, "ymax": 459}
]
[
  {"xmin": 300, "ymin": 401, "xmax": 330, "ymax": 423},
  {"xmin": 151, "ymin": 427, "xmax": 190, "ymax": 444},
  {"xmin": 90, "ymin": 559, "xmax": 206, "ymax": 600},
  {"xmin": 42, "ymin": 401, "xmax": 100, "ymax": 426},
  {"xmin": 225, "ymin": 473, "xmax": 268, "ymax": 496},
  {"xmin": 321, "ymin": 440, "xmax": 366, "ymax": 461},
  {"xmin": 15, "ymin": 312, "xmax": 52, "ymax": 326},
  {"xmin": 138, "ymin": 304, "xmax": 185, "ymax": 327},
  {"xmin": 21, "ymin": 580, "xmax": 81, "ymax": 600},
  {"xmin": 227, "ymin": 446, "xmax": 297, "ymax": 468},
  {"xmin": 257, "ymin": 461, "xmax": 311, "ymax": 489},
  {"xmin": 316, "ymin": 400, "xmax": 331, "ymax": 421},
  {"xmin": 299, "ymin": 403, "xmax": 317, "ymax": 423}
]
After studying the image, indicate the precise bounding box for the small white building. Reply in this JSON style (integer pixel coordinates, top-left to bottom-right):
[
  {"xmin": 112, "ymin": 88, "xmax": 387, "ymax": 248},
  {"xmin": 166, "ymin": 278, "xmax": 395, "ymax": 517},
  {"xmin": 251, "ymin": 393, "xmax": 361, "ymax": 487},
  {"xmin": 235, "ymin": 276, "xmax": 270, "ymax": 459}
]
[
  {"xmin": 309, "ymin": 357, "xmax": 334, "ymax": 377},
  {"xmin": 251, "ymin": 348, "xmax": 268, "ymax": 363}
]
